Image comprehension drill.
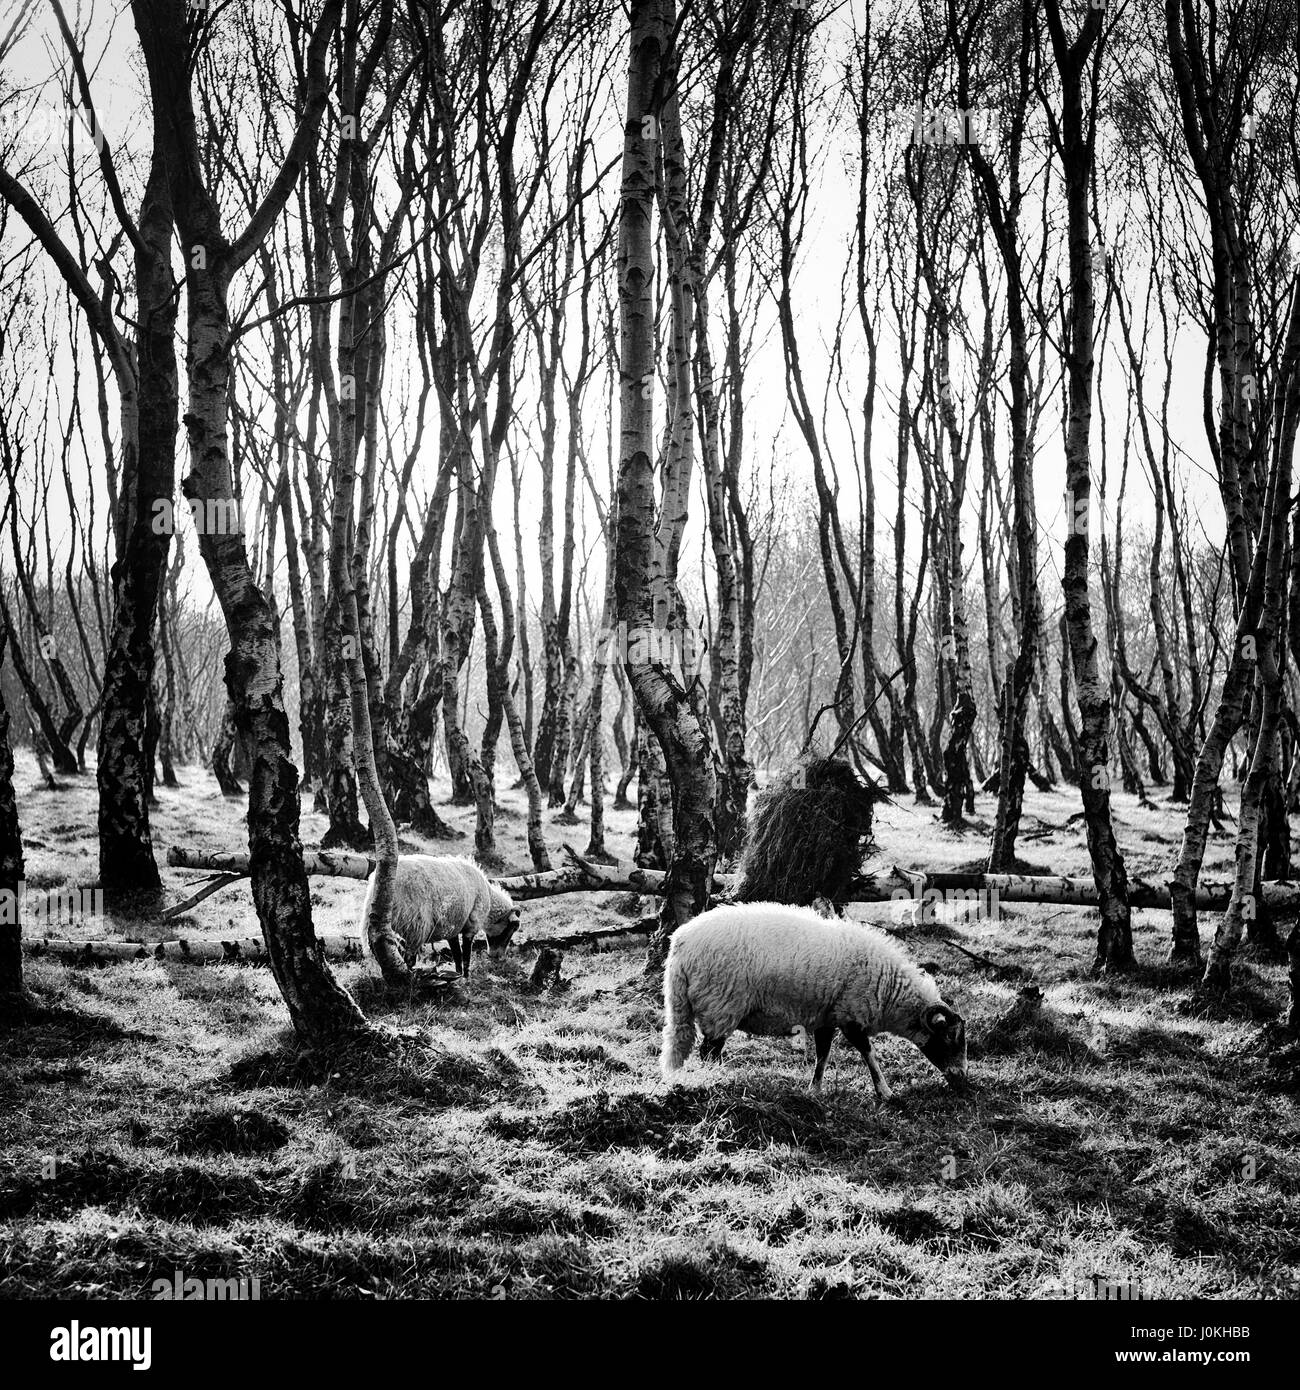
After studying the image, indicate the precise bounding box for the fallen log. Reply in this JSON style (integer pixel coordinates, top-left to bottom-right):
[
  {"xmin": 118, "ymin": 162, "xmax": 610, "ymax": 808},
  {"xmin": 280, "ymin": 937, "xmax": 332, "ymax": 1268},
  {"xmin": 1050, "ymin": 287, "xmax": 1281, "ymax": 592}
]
[
  {"xmin": 167, "ymin": 846, "xmax": 375, "ymax": 879},
  {"xmin": 884, "ymin": 869, "xmax": 1300, "ymax": 912},
  {"xmin": 22, "ymin": 921, "xmax": 657, "ymax": 968},
  {"xmin": 163, "ymin": 845, "xmax": 1300, "ymax": 913},
  {"xmin": 23, "ymin": 933, "xmax": 370, "ymax": 965},
  {"xmin": 163, "ymin": 844, "xmax": 682, "ymax": 901},
  {"xmin": 164, "ymin": 846, "xmax": 614, "ymax": 902},
  {"xmin": 528, "ymin": 918, "xmax": 657, "ymax": 948},
  {"xmin": 35, "ymin": 861, "xmax": 1300, "ymax": 970}
]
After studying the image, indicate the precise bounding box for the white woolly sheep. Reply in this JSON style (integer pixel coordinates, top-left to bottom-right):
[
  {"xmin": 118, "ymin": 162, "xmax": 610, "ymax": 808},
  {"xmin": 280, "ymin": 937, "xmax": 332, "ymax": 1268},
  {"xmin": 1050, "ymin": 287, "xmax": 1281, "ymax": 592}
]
[
  {"xmin": 361, "ymin": 855, "xmax": 521, "ymax": 978},
  {"xmin": 660, "ymin": 902, "xmax": 967, "ymax": 1100}
]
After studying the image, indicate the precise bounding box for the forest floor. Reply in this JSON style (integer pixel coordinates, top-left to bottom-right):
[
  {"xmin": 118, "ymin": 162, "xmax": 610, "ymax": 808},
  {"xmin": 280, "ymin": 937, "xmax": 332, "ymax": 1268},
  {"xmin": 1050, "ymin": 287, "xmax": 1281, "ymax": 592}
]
[{"xmin": 2, "ymin": 750, "xmax": 1298, "ymax": 1299}]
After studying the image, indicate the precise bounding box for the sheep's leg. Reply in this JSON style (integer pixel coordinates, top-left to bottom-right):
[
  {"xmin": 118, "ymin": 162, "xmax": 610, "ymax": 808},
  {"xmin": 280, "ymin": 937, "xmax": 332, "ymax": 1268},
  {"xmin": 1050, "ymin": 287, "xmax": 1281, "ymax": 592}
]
[
  {"xmin": 840, "ymin": 1023, "xmax": 894, "ymax": 1105},
  {"xmin": 862, "ymin": 1046, "xmax": 895, "ymax": 1106},
  {"xmin": 448, "ymin": 936, "xmax": 463, "ymax": 976},
  {"xmin": 463, "ymin": 905, "xmax": 490, "ymax": 979},
  {"xmin": 700, "ymin": 1036, "xmax": 726, "ymax": 1063},
  {"xmin": 459, "ymin": 926, "xmax": 476, "ymax": 978},
  {"xmin": 810, "ymin": 1026, "xmax": 835, "ymax": 1092}
]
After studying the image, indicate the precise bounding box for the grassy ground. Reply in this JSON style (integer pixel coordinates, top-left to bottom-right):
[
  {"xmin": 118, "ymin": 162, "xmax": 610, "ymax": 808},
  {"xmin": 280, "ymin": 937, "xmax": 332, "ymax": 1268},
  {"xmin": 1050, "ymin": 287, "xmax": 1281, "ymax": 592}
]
[{"xmin": 2, "ymin": 751, "xmax": 1298, "ymax": 1299}]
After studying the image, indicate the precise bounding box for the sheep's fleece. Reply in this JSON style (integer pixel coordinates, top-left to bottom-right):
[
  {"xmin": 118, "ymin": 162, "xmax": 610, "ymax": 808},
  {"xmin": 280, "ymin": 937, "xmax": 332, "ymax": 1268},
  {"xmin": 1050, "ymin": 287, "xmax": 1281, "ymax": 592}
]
[
  {"xmin": 362, "ymin": 855, "xmax": 520, "ymax": 977},
  {"xmin": 660, "ymin": 902, "xmax": 967, "ymax": 1097}
]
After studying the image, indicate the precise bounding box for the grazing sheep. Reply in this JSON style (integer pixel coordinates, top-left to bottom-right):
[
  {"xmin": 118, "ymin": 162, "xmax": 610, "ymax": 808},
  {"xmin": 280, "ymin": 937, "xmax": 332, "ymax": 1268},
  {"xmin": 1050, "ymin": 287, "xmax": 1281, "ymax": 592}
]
[
  {"xmin": 362, "ymin": 855, "xmax": 521, "ymax": 978},
  {"xmin": 660, "ymin": 902, "xmax": 967, "ymax": 1100}
]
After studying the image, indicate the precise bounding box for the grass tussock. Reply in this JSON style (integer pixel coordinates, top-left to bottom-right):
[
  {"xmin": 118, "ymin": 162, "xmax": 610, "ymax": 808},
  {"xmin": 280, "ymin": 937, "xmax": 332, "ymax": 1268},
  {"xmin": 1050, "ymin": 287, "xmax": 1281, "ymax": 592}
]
[
  {"xmin": 0, "ymin": 1148, "xmax": 275, "ymax": 1223},
  {"xmin": 225, "ymin": 1033, "xmax": 531, "ymax": 1108},
  {"xmin": 522, "ymin": 1039, "xmax": 631, "ymax": 1072},
  {"xmin": 487, "ymin": 1076, "xmax": 844, "ymax": 1159},
  {"xmin": 975, "ymin": 985, "xmax": 1111, "ymax": 1063},
  {"xmin": 171, "ymin": 1106, "xmax": 292, "ymax": 1156},
  {"xmin": 633, "ymin": 1240, "xmax": 774, "ymax": 1299}
]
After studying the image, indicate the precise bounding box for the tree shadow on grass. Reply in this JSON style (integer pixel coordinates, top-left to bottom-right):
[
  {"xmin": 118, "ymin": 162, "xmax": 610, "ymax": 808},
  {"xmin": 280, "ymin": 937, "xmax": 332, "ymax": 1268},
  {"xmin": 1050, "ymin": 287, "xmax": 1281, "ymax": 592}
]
[
  {"xmin": 0, "ymin": 999, "xmax": 156, "ymax": 1055},
  {"xmin": 169, "ymin": 1103, "xmax": 292, "ymax": 1156},
  {"xmin": 1098, "ymin": 960, "xmax": 1205, "ymax": 992},
  {"xmin": 0, "ymin": 1148, "xmax": 275, "ymax": 1223},
  {"xmin": 222, "ymin": 1027, "xmax": 535, "ymax": 1109},
  {"xmin": 346, "ymin": 971, "xmax": 462, "ymax": 1018},
  {"xmin": 1177, "ymin": 972, "xmax": 1283, "ymax": 1024},
  {"xmin": 633, "ymin": 1239, "xmax": 775, "ymax": 1299},
  {"xmin": 482, "ymin": 1072, "xmax": 943, "ymax": 1160}
]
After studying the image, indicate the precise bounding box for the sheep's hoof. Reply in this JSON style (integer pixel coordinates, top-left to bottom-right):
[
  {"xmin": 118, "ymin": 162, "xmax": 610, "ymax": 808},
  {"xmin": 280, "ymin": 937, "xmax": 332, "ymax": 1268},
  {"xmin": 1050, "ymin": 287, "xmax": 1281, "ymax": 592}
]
[{"xmin": 878, "ymin": 1094, "xmax": 907, "ymax": 1114}]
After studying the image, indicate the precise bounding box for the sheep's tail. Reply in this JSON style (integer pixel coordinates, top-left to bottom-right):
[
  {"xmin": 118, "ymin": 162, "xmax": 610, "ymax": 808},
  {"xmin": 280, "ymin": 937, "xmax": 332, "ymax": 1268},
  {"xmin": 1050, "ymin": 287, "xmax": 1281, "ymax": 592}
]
[{"xmin": 660, "ymin": 951, "xmax": 696, "ymax": 1076}]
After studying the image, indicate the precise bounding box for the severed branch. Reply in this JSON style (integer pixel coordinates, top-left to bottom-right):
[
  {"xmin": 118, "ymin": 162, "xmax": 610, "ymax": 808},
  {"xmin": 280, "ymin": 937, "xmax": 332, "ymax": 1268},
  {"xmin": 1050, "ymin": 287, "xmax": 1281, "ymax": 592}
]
[
  {"xmin": 159, "ymin": 872, "xmax": 247, "ymax": 922},
  {"xmin": 167, "ymin": 845, "xmax": 375, "ymax": 878},
  {"xmin": 163, "ymin": 846, "xmax": 1300, "ymax": 914},
  {"xmin": 21, "ymin": 922, "xmax": 655, "ymax": 967}
]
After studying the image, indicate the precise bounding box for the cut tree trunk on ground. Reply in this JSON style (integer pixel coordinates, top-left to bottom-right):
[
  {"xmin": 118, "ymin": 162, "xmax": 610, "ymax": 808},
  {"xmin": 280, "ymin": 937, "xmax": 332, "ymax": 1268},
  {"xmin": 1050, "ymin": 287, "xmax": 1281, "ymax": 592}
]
[
  {"xmin": 21, "ymin": 925, "xmax": 649, "ymax": 966},
  {"xmin": 165, "ymin": 845, "xmax": 1300, "ymax": 914}
]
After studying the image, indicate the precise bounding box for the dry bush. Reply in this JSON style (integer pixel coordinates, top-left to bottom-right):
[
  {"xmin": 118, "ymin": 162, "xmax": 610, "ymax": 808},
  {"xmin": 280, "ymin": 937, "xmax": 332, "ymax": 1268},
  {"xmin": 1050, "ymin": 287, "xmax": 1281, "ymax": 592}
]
[{"xmin": 732, "ymin": 756, "xmax": 886, "ymax": 906}]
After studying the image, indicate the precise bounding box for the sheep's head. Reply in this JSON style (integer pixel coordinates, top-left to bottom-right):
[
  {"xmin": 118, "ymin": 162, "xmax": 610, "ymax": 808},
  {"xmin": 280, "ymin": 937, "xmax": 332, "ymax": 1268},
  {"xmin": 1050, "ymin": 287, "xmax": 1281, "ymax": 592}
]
[
  {"xmin": 912, "ymin": 1003, "xmax": 967, "ymax": 1086},
  {"xmin": 486, "ymin": 885, "xmax": 521, "ymax": 959}
]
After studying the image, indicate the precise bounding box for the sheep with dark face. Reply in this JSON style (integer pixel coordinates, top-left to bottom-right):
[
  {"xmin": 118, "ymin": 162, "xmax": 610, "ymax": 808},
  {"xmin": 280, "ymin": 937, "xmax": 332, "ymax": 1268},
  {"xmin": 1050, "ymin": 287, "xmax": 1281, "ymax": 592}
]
[
  {"xmin": 660, "ymin": 902, "xmax": 967, "ymax": 1100},
  {"xmin": 361, "ymin": 855, "xmax": 520, "ymax": 978}
]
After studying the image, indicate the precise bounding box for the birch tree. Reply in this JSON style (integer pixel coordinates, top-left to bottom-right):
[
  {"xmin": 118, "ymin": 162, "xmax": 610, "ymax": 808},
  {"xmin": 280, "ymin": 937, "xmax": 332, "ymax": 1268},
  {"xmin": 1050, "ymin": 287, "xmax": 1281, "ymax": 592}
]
[
  {"xmin": 617, "ymin": 0, "xmax": 716, "ymax": 955},
  {"xmin": 132, "ymin": 0, "xmax": 375, "ymax": 1039},
  {"xmin": 1043, "ymin": 0, "xmax": 1133, "ymax": 971}
]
